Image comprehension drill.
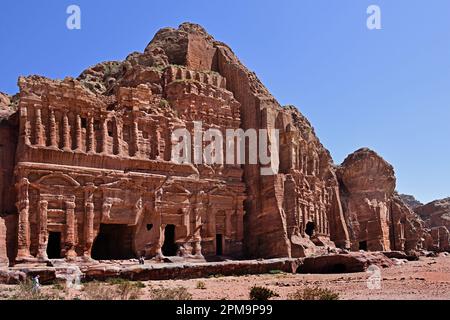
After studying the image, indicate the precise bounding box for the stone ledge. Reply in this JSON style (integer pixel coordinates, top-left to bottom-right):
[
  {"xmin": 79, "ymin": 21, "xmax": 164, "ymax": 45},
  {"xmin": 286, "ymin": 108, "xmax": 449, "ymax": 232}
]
[{"xmin": 0, "ymin": 252, "xmax": 397, "ymax": 284}]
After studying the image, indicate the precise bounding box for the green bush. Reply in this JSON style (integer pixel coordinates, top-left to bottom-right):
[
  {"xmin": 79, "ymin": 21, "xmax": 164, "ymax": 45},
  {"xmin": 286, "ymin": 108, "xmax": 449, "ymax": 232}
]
[{"xmin": 249, "ymin": 286, "xmax": 279, "ymax": 301}]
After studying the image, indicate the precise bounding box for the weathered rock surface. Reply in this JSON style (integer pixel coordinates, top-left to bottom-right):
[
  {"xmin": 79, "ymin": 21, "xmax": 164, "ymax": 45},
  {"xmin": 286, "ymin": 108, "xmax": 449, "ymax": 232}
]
[
  {"xmin": 0, "ymin": 218, "xmax": 7, "ymax": 266},
  {"xmin": 399, "ymin": 194, "xmax": 423, "ymax": 210},
  {"xmin": 410, "ymin": 198, "xmax": 450, "ymax": 251},
  {"xmin": 337, "ymin": 148, "xmax": 426, "ymax": 252},
  {"xmin": 416, "ymin": 198, "xmax": 450, "ymax": 229},
  {"xmin": 0, "ymin": 92, "xmax": 13, "ymax": 120},
  {"xmin": 297, "ymin": 252, "xmax": 393, "ymax": 274},
  {"xmin": 0, "ymin": 258, "xmax": 301, "ymax": 283},
  {"xmin": 0, "ymin": 22, "xmax": 438, "ymax": 273},
  {"xmin": 0, "ymin": 22, "xmax": 352, "ymax": 266}
]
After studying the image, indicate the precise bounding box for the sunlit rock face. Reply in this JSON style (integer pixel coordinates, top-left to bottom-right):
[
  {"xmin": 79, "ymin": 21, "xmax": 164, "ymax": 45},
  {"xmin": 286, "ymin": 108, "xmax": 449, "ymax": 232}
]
[
  {"xmin": 9, "ymin": 22, "xmax": 443, "ymax": 265},
  {"xmin": 337, "ymin": 148, "xmax": 426, "ymax": 252}
]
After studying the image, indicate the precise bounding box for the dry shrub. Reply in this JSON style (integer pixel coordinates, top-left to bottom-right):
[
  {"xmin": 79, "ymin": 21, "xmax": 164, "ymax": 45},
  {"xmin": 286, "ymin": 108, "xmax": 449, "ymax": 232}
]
[
  {"xmin": 249, "ymin": 286, "xmax": 279, "ymax": 301},
  {"xmin": 150, "ymin": 286, "xmax": 192, "ymax": 300},
  {"xmin": 83, "ymin": 280, "xmax": 143, "ymax": 300},
  {"xmin": 289, "ymin": 287, "xmax": 339, "ymax": 300},
  {"xmin": 8, "ymin": 279, "xmax": 61, "ymax": 300}
]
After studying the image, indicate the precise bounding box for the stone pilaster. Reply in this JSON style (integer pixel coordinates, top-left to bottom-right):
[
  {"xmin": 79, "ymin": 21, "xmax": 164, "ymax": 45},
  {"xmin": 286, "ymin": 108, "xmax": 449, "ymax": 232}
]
[
  {"xmin": 20, "ymin": 106, "xmax": 31, "ymax": 146},
  {"xmin": 65, "ymin": 201, "xmax": 77, "ymax": 259},
  {"xmin": 37, "ymin": 200, "xmax": 49, "ymax": 260},
  {"xmin": 87, "ymin": 117, "xmax": 95, "ymax": 153},
  {"xmin": 132, "ymin": 120, "xmax": 139, "ymax": 157},
  {"xmin": 84, "ymin": 183, "xmax": 95, "ymax": 258},
  {"xmin": 101, "ymin": 118, "xmax": 108, "ymax": 154},
  {"xmin": 75, "ymin": 114, "xmax": 82, "ymax": 152},
  {"xmin": 35, "ymin": 107, "xmax": 45, "ymax": 146},
  {"xmin": 62, "ymin": 111, "xmax": 71, "ymax": 151},
  {"xmin": 16, "ymin": 178, "xmax": 31, "ymax": 260},
  {"xmin": 49, "ymin": 108, "xmax": 58, "ymax": 149}
]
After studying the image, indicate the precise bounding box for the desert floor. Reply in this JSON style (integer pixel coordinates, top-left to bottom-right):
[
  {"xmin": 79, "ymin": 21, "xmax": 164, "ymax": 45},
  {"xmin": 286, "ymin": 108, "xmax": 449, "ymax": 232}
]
[{"xmin": 1, "ymin": 255, "xmax": 450, "ymax": 300}]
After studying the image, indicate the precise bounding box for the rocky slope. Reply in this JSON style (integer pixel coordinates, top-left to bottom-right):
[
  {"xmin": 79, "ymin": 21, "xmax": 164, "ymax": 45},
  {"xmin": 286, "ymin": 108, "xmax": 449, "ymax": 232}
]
[
  {"xmin": 415, "ymin": 198, "xmax": 450, "ymax": 229},
  {"xmin": 399, "ymin": 194, "xmax": 424, "ymax": 210}
]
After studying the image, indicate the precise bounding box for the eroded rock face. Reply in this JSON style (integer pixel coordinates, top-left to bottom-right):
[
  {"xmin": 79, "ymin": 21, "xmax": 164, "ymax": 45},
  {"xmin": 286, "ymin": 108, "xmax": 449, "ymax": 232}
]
[
  {"xmin": 1, "ymin": 23, "xmax": 353, "ymax": 264},
  {"xmin": 297, "ymin": 252, "xmax": 394, "ymax": 274},
  {"xmin": 416, "ymin": 198, "xmax": 450, "ymax": 229},
  {"xmin": 0, "ymin": 218, "xmax": 7, "ymax": 266},
  {"xmin": 399, "ymin": 194, "xmax": 423, "ymax": 210},
  {"xmin": 414, "ymin": 198, "xmax": 450, "ymax": 251},
  {"xmin": 0, "ymin": 92, "xmax": 18, "ymax": 226},
  {"xmin": 337, "ymin": 148, "xmax": 425, "ymax": 252}
]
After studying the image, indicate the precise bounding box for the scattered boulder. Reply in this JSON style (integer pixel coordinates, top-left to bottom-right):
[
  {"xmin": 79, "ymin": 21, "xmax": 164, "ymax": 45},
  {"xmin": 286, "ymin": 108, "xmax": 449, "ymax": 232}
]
[{"xmin": 296, "ymin": 252, "xmax": 393, "ymax": 274}]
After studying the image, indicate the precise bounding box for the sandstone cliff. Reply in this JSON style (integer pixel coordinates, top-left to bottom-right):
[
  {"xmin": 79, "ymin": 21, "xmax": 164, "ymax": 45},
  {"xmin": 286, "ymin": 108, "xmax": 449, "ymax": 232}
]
[
  {"xmin": 1, "ymin": 22, "xmax": 437, "ymax": 264},
  {"xmin": 0, "ymin": 217, "xmax": 7, "ymax": 266},
  {"xmin": 414, "ymin": 198, "xmax": 450, "ymax": 251},
  {"xmin": 415, "ymin": 198, "xmax": 450, "ymax": 229},
  {"xmin": 0, "ymin": 23, "xmax": 354, "ymax": 262},
  {"xmin": 337, "ymin": 148, "xmax": 425, "ymax": 252},
  {"xmin": 76, "ymin": 22, "xmax": 351, "ymax": 258}
]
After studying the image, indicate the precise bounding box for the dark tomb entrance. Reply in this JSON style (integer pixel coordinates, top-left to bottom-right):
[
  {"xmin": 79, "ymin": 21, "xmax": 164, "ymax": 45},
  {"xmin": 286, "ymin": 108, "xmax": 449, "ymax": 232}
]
[
  {"xmin": 92, "ymin": 224, "xmax": 134, "ymax": 260},
  {"xmin": 359, "ymin": 241, "xmax": 368, "ymax": 251},
  {"xmin": 216, "ymin": 234, "xmax": 223, "ymax": 256},
  {"xmin": 47, "ymin": 232, "xmax": 62, "ymax": 259},
  {"xmin": 305, "ymin": 221, "xmax": 316, "ymax": 237},
  {"xmin": 162, "ymin": 224, "xmax": 178, "ymax": 256}
]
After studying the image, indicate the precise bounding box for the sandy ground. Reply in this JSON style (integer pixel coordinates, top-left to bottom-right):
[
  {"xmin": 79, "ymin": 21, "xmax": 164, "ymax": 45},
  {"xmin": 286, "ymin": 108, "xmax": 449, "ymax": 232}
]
[{"xmin": 2, "ymin": 255, "xmax": 450, "ymax": 300}]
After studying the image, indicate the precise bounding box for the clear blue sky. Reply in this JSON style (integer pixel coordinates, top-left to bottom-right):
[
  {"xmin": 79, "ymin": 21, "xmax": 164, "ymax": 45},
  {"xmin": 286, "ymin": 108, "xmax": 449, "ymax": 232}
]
[{"xmin": 1, "ymin": 0, "xmax": 449, "ymax": 203}]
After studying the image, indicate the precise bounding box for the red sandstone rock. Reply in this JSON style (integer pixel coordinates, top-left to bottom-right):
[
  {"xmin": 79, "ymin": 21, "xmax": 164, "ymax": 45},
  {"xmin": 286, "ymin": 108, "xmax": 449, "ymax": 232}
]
[
  {"xmin": 399, "ymin": 194, "xmax": 423, "ymax": 210},
  {"xmin": 0, "ymin": 22, "xmax": 355, "ymax": 265},
  {"xmin": 416, "ymin": 198, "xmax": 450, "ymax": 229},
  {"xmin": 337, "ymin": 148, "xmax": 426, "ymax": 252},
  {"xmin": 1, "ymin": 23, "xmax": 433, "ymax": 268},
  {"xmin": 0, "ymin": 218, "xmax": 7, "ymax": 266},
  {"xmin": 297, "ymin": 252, "xmax": 394, "ymax": 274}
]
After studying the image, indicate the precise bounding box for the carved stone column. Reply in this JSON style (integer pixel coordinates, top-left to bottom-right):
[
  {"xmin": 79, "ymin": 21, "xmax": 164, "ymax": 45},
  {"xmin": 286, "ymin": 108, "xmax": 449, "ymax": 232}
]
[
  {"xmin": 20, "ymin": 106, "xmax": 31, "ymax": 146},
  {"xmin": 194, "ymin": 191, "xmax": 205, "ymax": 257},
  {"xmin": 87, "ymin": 117, "xmax": 95, "ymax": 153},
  {"xmin": 16, "ymin": 178, "xmax": 31, "ymax": 260},
  {"xmin": 182, "ymin": 207, "xmax": 190, "ymax": 237},
  {"xmin": 35, "ymin": 107, "xmax": 45, "ymax": 146},
  {"xmin": 193, "ymin": 207, "xmax": 203, "ymax": 257},
  {"xmin": 75, "ymin": 114, "xmax": 82, "ymax": 152},
  {"xmin": 155, "ymin": 213, "xmax": 164, "ymax": 259},
  {"xmin": 113, "ymin": 118, "xmax": 122, "ymax": 155},
  {"xmin": 132, "ymin": 120, "xmax": 139, "ymax": 157},
  {"xmin": 65, "ymin": 201, "xmax": 77, "ymax": 259},
  {"xmin": 84, "ymin": 183, "xmax": 95, "ymax": 258},
  {"xmin": 37, "ymin": 200, "xmax": 49, "ymax": 260},
  {"xmin": 49, "ymin": 108, "xmax": 58, "ymax": 149},
  {"xmin": 62, "ymin": 111, "xmax": 71, "ymax": 151},
  {"xmin": 101, "ymin": 118, "xmax": 108, "ymax": 154}
]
